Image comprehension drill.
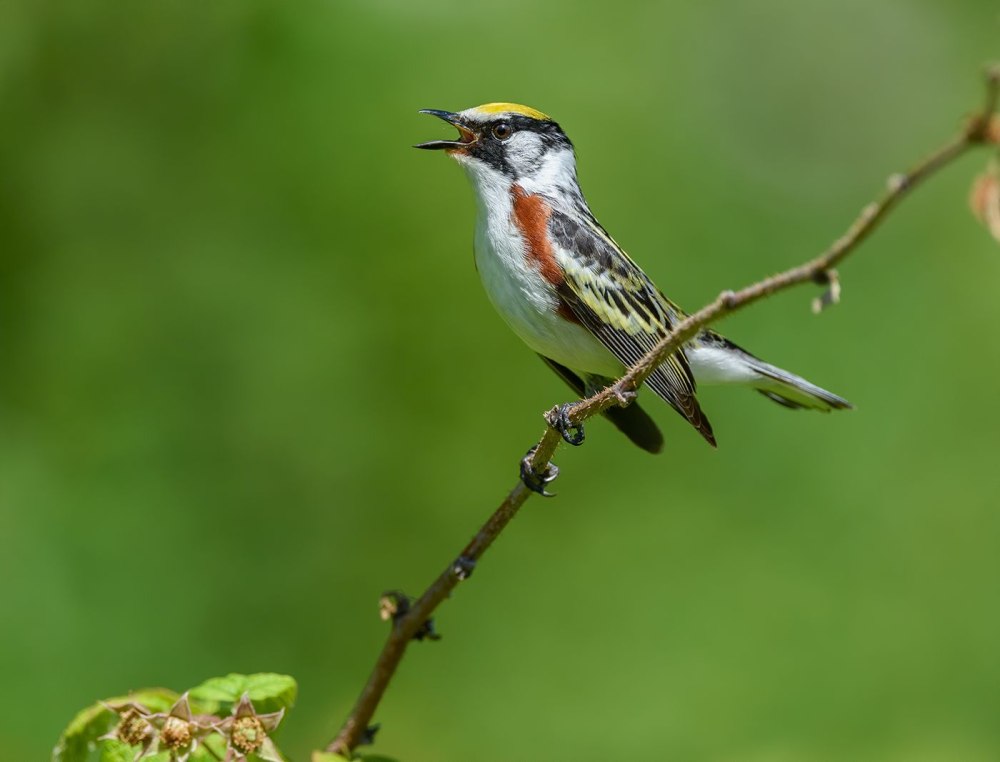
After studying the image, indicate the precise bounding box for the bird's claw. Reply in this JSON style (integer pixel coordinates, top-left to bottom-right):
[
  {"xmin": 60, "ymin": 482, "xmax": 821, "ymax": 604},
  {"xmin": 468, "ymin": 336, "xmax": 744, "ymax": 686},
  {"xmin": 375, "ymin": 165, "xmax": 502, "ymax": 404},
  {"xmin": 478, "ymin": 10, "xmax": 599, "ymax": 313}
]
[
  {"xmin": 520, "ymin": 446, "xmax": 560, "ymax": 497},
  {"xmin": 612, "ymin": 384, "xmax": 637, "ymax": 406},
  {"xmin": 546, "ymin": 403, "xmax": 585, "ymax": 446}
]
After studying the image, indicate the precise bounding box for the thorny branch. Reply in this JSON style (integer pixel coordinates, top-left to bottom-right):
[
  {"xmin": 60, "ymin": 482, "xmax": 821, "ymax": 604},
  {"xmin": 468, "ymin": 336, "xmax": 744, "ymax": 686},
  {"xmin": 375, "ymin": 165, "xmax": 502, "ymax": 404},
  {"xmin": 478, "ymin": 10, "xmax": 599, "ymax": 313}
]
[{"xmin": 323, "ymin": 65, "xmax": 1000, "ymax": 759}]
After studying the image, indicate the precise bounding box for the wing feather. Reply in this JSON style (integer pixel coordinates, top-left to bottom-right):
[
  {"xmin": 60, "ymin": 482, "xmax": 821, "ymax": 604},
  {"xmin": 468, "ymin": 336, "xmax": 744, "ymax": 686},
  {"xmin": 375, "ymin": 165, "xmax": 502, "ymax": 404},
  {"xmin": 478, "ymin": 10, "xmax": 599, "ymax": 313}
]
[{"xmin": 548, "ymin": 208, "xmax": 716, "ymax": 445}]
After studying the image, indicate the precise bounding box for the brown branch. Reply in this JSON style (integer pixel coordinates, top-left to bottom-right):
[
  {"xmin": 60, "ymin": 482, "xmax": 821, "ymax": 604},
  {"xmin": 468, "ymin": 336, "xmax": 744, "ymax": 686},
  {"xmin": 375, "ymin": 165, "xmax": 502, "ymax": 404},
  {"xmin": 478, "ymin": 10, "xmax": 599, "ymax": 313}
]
[{"xmin": 322, "ymin": 64, "xmax": 1000, "ymax": 759}]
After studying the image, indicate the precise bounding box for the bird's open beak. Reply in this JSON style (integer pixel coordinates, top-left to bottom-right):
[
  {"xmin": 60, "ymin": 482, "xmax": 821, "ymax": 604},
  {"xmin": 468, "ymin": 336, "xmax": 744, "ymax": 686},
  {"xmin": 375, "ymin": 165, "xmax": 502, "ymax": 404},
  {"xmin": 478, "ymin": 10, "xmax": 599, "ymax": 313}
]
[{"xmin": 415, "ymin": 109, "xmax": 478, "ymax": 151}]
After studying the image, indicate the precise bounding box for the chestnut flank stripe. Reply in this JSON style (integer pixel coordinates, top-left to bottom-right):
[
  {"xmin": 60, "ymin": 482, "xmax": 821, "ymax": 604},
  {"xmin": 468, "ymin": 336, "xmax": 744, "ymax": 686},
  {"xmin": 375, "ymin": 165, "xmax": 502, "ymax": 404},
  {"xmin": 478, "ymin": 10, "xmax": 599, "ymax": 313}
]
[{"xmin": 511, "ymin": 185, "xmax": 563, "ymax": 287}]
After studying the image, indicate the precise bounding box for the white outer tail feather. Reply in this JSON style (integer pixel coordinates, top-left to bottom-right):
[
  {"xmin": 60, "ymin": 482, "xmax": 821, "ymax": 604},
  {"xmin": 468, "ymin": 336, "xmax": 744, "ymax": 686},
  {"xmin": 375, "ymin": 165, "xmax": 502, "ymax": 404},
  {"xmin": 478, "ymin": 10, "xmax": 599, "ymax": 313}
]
[
  {"xmin": 747, "ymin": 358, "xmax": 853, "ymax": 411},
  {"xmin": 688, "ymin": 343, "xmax": 852, "ymax": 412}
]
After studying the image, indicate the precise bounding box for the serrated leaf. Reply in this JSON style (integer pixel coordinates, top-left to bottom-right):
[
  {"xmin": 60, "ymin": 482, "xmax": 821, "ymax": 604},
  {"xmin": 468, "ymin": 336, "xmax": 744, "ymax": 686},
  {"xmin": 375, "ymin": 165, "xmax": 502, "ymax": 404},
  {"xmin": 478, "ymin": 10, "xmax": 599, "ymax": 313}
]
[
  {"xmin": 189, "ymin": 673, "xmax": 296, "ymax": 715},
  {"xmin": 243, "ymin": 673, "xmax": 297, "ymax": 712},
  {"xmin": 53, "ymin": 688, "xmax": 178, "ymax": 762},
  {"xmin": 187, "ymin": 673, "xmax": 247, "ymax": 708}
]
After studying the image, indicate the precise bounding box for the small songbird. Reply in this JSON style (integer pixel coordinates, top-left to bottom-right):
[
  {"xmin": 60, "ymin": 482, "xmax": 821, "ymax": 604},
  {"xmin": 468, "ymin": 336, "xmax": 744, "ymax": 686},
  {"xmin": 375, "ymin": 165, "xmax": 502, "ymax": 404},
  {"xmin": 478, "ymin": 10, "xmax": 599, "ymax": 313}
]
[{"xmin": 417, "ymin": 103, "xmax": 851, "ymax": 453}]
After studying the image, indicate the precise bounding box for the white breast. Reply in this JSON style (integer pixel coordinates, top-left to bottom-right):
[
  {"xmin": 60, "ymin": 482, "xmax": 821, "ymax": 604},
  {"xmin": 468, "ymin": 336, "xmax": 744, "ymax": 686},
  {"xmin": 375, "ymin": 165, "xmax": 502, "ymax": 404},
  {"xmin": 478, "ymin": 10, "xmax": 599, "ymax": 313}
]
[{"xmin": 471, "ymin": 185, "xmax": 622, "ymax": 377}]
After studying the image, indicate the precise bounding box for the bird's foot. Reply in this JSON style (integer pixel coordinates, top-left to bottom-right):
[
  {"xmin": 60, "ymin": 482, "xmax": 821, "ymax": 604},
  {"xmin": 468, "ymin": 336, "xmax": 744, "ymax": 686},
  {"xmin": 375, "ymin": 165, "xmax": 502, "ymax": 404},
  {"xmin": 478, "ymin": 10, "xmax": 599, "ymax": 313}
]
[
  {"xmin": 520, "ymin": 446, "xmax": 560, "ymax": 497},
  {"xmin": 546, "ymin": 403, "xmax": 585, "ymax": 446},
  {"xmin": 611, "ymin": 384, "xmax": 637, "ymax": 407}
]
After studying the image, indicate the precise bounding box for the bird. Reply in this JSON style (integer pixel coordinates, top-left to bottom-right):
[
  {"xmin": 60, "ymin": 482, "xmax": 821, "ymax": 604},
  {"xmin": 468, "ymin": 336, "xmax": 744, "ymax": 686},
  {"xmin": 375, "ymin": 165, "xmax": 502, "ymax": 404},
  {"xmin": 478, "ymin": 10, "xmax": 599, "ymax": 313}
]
[{"xmin": 416, "ymin": 102, "xmax": 851, "ymax": 456}]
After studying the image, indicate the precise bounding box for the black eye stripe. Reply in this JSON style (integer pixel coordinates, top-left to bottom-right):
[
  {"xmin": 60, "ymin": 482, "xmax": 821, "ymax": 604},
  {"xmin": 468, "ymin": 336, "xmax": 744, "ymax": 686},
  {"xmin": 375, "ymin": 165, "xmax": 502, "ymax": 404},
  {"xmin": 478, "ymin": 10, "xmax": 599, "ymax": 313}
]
[
  {"xmin": 472, "ymin": 115, "xmax": 571, "ymax": 143},
  {"xmin": 500, "ymin": 115, "xmax": 572, "ymax": 149},
  {"xmin": 467, "ymin": 114, "xmax": 573, "ymax": 174}
]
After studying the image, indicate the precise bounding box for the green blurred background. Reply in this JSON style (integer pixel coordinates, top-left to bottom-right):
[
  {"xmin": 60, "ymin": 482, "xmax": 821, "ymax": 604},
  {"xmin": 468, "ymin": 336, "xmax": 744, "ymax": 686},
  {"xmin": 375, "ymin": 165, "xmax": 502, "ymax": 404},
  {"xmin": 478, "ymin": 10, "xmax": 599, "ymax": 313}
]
[{"xmin": 2, "ymin": 1, "xmax": 999, "ymax": 759}]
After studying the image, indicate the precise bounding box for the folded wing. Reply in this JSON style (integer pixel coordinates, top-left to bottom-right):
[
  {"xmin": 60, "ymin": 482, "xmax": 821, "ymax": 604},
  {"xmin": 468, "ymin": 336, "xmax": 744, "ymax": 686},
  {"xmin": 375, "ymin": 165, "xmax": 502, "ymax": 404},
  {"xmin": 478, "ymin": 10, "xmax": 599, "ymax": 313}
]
[{"xmin": 548, "ymin": 207, "xmax": 716, "ymax": 446}]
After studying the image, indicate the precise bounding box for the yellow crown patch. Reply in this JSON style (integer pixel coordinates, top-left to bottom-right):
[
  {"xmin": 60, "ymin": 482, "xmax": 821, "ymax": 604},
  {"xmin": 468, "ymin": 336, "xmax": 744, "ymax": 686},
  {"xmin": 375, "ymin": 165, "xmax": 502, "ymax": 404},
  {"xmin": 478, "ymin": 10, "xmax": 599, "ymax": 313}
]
[{"xmin": 471, "ymin": 102, "xmax": 551, "ymax": 121}]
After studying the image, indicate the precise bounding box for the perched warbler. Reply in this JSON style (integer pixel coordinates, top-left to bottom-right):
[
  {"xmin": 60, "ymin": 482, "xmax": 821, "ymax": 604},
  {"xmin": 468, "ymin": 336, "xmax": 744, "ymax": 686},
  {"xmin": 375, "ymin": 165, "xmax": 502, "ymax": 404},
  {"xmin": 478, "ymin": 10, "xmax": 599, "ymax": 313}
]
[{"xmin": 417, "ymin": 103, "xmax": 850, "ymax": 454}]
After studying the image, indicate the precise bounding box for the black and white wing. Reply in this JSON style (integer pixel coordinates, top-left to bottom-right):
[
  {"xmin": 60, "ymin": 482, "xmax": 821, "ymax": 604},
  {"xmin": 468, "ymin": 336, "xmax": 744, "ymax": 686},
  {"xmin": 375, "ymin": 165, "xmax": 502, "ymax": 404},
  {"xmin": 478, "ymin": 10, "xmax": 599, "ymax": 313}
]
[{"xmin": 548, "ymin": 208, "xmax": 716, "ymax": 445}]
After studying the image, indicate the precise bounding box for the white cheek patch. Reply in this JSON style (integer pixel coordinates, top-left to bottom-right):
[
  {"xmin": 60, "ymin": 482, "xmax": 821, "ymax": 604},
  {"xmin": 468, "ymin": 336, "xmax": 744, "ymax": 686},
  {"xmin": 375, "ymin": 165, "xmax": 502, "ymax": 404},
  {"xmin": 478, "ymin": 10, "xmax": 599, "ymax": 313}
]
[
  {"xmin": 517, "ymin": 148, "xmax": 578, "ymax": 196},
  {"xmin": 506, "ymin": 133, "xmax": 545, "ymax": 174}
]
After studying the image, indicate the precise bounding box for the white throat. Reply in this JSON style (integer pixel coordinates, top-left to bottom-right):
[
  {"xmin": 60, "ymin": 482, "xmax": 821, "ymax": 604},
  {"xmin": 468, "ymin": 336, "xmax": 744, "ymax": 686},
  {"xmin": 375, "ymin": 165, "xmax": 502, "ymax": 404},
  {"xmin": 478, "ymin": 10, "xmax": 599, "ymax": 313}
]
[
  {"xmin": 457, "ymin": 146, "xmax": 621, "ymax": 377},
  {"xmin": 455, "ymin": 146, "xmax": 580, "ymax": 212}
]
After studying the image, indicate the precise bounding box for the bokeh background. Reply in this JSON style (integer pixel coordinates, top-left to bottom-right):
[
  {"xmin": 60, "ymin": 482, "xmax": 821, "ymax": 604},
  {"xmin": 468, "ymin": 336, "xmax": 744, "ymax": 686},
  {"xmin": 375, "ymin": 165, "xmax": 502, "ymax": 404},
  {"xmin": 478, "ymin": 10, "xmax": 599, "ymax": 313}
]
[{"xmin": 3, "ymin": 1, "xmax": 999, "ymax": 760}]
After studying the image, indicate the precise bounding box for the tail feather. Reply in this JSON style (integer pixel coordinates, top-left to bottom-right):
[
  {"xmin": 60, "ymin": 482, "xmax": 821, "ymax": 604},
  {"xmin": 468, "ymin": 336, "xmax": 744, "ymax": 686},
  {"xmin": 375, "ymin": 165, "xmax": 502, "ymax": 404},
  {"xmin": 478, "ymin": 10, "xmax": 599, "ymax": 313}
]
[
  {"xmin": 692, "ymin": 333, "xmax": 852, "ymax": 413},
  {"xmin": 604, "ymin": 400, "xmax": 665, "ymax": 453},
  {"xmin": 749, "ymin": 361, "xmax": 853, "ymax": 412},
  {"xmin": 757, "ymin": 389, "xmax": 810, "ymax": 410}
]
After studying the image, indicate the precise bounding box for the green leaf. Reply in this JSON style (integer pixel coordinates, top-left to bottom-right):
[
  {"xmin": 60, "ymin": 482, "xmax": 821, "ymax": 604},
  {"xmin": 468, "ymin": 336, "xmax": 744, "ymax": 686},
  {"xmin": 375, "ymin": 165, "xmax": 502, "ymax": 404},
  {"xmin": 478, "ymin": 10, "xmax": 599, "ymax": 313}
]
[
  {"xmin": 244, "ymin": 672, "xmax": 297, "ymax": 713},
  {"xmin": 125, "ymin": 688, "xmax": 178, "ymax": 714},
  {"xmin": 187, "ymin": 673, "xmax": 246, "ymax": 707},
  {"xmin": 53, "ymin": 688, "xmax": 178, "ymax": 762},
  {"xmin": 310, "ymin": 753, "xmax": 400, "ymax": 762},
  {"xmin": 98, "ymin": 740, "xmax": 136, "ymax": 762},
  {"xmin": 189, "ymin": 673, "xmax": 297, "ymax": 715},
  {"xmin": 53, "ymin": 702, "xmax": 114, "ymax": 761},
  {"xmin": 193, "ymin": 732, "xmax": 226, "ymax": 760}
]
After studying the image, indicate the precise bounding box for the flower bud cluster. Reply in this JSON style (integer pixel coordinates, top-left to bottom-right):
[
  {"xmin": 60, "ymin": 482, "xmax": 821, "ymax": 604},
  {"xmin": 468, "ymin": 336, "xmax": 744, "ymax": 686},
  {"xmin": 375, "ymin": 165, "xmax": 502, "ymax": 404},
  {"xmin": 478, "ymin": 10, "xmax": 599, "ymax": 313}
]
[{"xmin": 102, "ymin": 692, "xmax": 284, "ymax": 761}]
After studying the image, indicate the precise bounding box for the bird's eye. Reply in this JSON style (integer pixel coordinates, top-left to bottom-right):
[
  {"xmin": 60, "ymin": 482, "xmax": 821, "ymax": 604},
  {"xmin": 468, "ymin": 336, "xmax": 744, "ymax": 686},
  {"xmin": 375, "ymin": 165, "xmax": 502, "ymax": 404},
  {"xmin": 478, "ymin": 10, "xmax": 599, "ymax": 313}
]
[{"xmin": 492, "ymin": 122, "xmax": 513, "ymax": 140}]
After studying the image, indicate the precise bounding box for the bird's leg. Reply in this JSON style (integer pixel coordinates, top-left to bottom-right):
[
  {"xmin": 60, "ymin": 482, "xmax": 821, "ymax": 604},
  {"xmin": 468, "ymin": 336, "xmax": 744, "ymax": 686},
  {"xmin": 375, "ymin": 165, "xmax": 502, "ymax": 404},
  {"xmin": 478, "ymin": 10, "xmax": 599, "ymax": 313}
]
[
  {"xmin": 546, "ymin": 403, "xmax": 585, "ymax": 446},
  {"xmin": 584, "ymin": 374, "xmax": 636, "ymax": 408},
  {"xmin": 520, "ymin": 446, "xmax": 560, "ymax": 497},
  {"xmin": 611, "ymin": 384, "xmax": 637, "ymax": 407}
]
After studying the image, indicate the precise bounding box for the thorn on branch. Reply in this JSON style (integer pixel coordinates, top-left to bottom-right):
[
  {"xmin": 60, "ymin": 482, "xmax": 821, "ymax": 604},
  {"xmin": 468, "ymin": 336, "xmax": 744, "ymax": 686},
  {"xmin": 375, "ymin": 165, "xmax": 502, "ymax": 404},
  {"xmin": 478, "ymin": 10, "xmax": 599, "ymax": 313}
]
[
  {"xmin": 358, "ymin": 723, "xmax": 380, "ymax": 747},
  {"xmin": 520, "ymin": 446, "xmax": 560, "ymax": 497},
  {"xmin": 453, "ymin": 555, "xmax": 476, "ymax": 581},
  {"xmin": 379, "ymin": 591, "xmax": 441, "ymax": 641},
  {"xmin": 718, "ymin": 289, "xmax": 738, "ymax": 308},
  {"xmin": 545, "ymin": 403, "xmax": 585, "ymax": 446},
  {"xmin": 966, "ymin": 113, "xmax": 1000, "ymax": 143},
  {"xmin": 987, "ymin": 115, "xmax": 1000, "ymax": 145},
  {"xmin": 886, "ymin": 172, "xmax": 909, "ymax": 193},
  {"xmin": 966, "ymin": 60, "xmax": 1000, "ymax": 142},
  {"xmin": 378, "ymin": 591, "xmax": 408, "ymax": 622},
  {"xmin": 811, "ymin": 269, "xmax": 841, "ymax": 314},
  {"xmin": 412, "ymin": 617, "xmax": 441, "ymax": 641}
]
